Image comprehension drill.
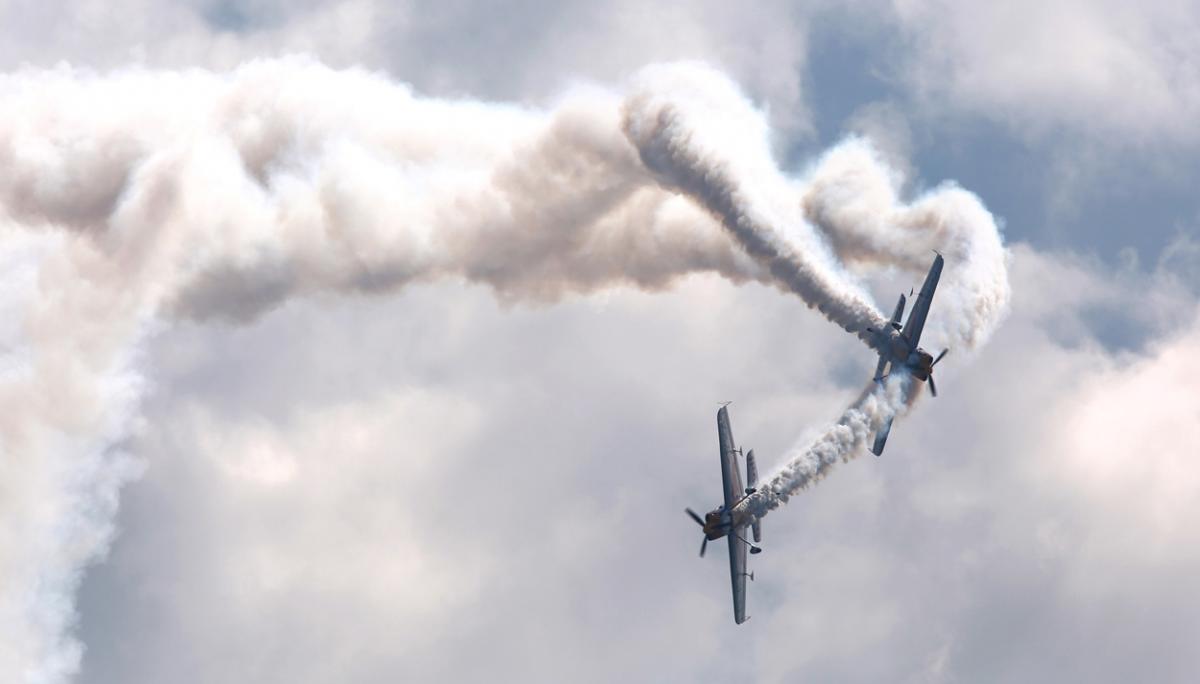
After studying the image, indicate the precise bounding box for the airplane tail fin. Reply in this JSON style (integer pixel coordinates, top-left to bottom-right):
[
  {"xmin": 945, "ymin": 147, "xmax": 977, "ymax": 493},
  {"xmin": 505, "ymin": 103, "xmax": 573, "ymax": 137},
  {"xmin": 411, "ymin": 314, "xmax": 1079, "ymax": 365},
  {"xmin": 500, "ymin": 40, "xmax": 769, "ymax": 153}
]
[
  {"xmin": 871, "ymin": 295, "xmax": 905, "ymax": 382},
  {"xmin": 746, "ymin": 450, "xmax": 762, "ymax": 543}
]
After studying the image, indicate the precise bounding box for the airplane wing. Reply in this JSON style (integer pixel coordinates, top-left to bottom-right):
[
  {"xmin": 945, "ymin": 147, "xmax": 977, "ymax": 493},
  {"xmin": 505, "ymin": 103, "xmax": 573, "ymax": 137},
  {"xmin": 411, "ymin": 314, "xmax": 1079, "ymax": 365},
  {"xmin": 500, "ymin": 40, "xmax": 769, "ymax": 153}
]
[
  {"xmin": 718, "ymin": 406, "xmax": 750, "ymax": 623},
  {"xmin": 727, "ymin": 531, "xmax": 748, "ymax": 624},
  {"xmin": 717, "ymin": 406, "xmax": 743, "ymax": 511},
  {"xmin": 901, "ymin": 254, "xmax": 944, "ymax": 346}
]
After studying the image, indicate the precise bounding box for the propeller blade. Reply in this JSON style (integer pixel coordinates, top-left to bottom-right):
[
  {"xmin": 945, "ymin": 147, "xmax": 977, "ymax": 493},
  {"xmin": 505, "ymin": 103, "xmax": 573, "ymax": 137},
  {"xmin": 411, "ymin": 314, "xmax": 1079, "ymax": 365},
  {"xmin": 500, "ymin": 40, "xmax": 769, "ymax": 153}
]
[
  {"xmin": 932, "ymin": 348, "xmax": 949, "ymax": 366},
  {"xmin": 928, "ymin": 373, "xmax": 938, "ymax": 398},
  {"xmin": 700, "ymin": 537, "xmax": 708, "ymax": 558},
  {"xmin": 685, "ymin": 508, "xmax": 704, "ymax": 527}
]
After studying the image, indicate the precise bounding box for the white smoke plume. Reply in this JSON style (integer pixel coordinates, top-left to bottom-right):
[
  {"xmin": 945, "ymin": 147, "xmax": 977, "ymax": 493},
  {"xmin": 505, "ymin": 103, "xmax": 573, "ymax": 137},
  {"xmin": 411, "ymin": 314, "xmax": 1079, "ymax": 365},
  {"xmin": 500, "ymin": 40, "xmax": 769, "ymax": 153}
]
[
  {"xmin": 0, "ymin": 57, "xmax": 1007, "ymax": 680},
  {"xmin": 621, "ymin": 64, "xmax": 895, "ymax": 350},
  {"xmin": 799, "ymin": 138, "xmax": 1011, "ymax": 352},
  {"xmin": 743, "ymin": 377, "xmax": 910, "ymax": 519}
]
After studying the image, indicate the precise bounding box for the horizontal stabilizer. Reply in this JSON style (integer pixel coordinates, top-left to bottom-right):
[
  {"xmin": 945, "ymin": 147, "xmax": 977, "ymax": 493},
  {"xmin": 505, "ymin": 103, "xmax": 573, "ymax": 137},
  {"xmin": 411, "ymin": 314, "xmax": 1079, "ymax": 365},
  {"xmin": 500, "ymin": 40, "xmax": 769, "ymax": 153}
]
[
  {"xmin": 890, "ymin": 293, "xmax": 906, "ymax": 327},
  {"xmin": 871, "ymin": 415, "xmax": 895, "ymax": 457},
  {"xmin": 745, "ymin": 449, "xmax": 762, "ymax": 542},
  {"xmin": 745, "ymin": 450, "xmax": 758, "ymax": 489}
]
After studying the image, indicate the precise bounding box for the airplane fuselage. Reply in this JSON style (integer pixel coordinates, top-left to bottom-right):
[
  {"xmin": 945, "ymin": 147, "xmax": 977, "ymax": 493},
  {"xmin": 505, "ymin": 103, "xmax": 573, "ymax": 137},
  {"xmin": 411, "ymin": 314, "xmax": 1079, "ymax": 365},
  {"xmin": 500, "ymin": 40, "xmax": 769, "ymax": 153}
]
[
  {"xmin": 686, "ymin": 405, "xmax": 763, "ymax": 623},
  {"xmin": 878, "ymin": 328, "xmax": 936, "ymax": 383},
  {"xmin": 701, "ymin": 505, "xmax": 755, "ymax": 541},
  {"xmin": 868, "ymin": 253, "xmax": 945, "ymax": 456},
  {"xmin": 906, "ymin": 348, "xmax": 935, "ymax": 381}
]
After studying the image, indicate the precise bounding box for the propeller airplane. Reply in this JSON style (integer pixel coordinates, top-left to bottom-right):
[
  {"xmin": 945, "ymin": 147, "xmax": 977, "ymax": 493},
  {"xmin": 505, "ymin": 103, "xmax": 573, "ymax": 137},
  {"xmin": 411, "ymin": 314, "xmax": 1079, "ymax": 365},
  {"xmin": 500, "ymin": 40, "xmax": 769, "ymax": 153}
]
[
  {"xmin": 685, "ymin": 405, "xmax": 762, "ymax": 624},
  {"xmin": 864, "ymin": 252, "xmax": 948, "ymax": 456}
]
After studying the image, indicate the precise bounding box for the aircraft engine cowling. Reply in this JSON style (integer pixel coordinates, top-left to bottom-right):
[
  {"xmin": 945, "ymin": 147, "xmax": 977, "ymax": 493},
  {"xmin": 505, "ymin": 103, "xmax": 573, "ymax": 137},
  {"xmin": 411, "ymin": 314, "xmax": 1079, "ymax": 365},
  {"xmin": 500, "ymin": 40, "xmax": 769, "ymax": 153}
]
[{"xmin": 746, "ymin": 450, "xmax": 762, "ymax": 543}]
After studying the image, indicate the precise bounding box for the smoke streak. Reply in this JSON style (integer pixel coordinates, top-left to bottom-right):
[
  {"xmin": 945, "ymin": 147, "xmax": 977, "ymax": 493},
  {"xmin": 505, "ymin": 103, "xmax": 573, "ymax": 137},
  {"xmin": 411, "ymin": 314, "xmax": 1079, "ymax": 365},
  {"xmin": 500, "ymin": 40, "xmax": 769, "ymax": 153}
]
[
  {"xmin": 743, "ymin": 377, "xmax": 909, "ymax": 519},
  {"xmin": 0, "ymin": 58, "xmax": 1007, "ymax": 680},
  {"xmin": 621, "ymin": 64, "xmax": 894, "ymax": 350}
]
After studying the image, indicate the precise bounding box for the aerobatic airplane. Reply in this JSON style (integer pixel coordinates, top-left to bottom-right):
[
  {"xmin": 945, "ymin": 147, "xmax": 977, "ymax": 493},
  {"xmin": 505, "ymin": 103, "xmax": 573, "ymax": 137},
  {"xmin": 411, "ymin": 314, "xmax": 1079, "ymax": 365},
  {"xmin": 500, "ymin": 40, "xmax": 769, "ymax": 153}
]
[
  {"xmin": 864, "ymin": 252, "xmax": 948, "ymax": 456},
  {"xmin": 685, "ymin": 405, "xmax": 762, "ymax": 624}
]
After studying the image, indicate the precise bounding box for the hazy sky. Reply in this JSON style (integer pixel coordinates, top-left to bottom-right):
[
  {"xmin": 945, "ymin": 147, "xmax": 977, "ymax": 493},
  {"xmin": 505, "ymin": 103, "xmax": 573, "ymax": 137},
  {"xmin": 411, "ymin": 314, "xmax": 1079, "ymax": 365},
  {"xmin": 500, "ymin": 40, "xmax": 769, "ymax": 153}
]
[{"xmin": 1, "ymin": 2, "xmax": 1198, "ymax": 682}]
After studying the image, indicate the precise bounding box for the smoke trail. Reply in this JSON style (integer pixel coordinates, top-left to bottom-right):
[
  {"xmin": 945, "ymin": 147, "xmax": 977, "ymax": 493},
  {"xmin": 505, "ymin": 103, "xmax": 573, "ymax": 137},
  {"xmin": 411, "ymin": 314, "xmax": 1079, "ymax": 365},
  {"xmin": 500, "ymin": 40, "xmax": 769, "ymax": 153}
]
[
  {"xmin": 0, "ymin": 60, "xmax": 765, "ymax": 320},
  {"xmin": 742, "ymin": 377, "xmax": 909, "ymax": 519},
  {"xmin": 733, "ymin": 140, "xmax": 1011, "ymax": 519},
  {"xmin": 0, "ymin": 58, "xmax": 1008, "ymax": 680},
  {"xmin": 620, "ymin": 64, "xmax": 1010, "ymax": 359},
  {"xmin": 800, "ymin": 138, "xmax": 1010, "ymax": 352},
  {"xmin": 620, "ymin": 64, "xmax": 894, "ymax": 351}
]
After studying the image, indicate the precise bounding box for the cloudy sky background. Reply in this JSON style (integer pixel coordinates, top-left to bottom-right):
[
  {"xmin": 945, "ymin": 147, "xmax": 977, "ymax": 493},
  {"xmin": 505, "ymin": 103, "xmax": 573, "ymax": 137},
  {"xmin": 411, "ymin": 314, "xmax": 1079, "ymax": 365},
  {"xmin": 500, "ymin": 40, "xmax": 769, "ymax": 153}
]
[{"xmin": 1, "ymin": 1, "xmax": 1199, "ymax": 681}]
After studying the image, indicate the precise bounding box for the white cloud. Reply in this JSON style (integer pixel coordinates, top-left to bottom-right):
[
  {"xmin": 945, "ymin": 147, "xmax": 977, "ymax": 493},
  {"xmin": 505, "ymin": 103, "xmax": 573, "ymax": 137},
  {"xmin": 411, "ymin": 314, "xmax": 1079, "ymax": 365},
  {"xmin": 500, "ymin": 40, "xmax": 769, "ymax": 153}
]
[
  {"xmin": 890, "ymin": 0, "xmax": 1200, "ymax": 145},
  {"xmin": 0, "ymin": 0, "xmax": 818, "ymax": 134},
  {"xmin": 74, "ymin": 245, "xmax": 1200, "ymax": 682},
  {"xmin": 0, "ymin": 3, "xmax": 1196, "ymax": 682}
]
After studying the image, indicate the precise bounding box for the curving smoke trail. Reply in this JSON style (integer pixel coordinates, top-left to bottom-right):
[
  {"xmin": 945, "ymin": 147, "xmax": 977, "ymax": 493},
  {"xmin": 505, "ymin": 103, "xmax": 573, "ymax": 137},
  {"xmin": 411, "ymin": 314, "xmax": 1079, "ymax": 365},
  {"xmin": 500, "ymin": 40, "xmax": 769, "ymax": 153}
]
[
  {"xmin": 735, "ymin": 139, "xmax": 1012, "ymax": 517},
  {"xmin": 621, "ymin": 65, "xmax": 894, "ymax": 351},
  {"xmin": 737, "ymin": 139, "xmax": 1011, "ymax": 519},
  {"xmin": 0, "ymin": 57, "xmax": 1007, "ymax": 680},
  {"xmin": 800, "ymin": 138, "xmax": 1010, "ymax": 353},
  {"xmin": 616, "ymin": 63, "xmax": 1010, "ymax": 520}
]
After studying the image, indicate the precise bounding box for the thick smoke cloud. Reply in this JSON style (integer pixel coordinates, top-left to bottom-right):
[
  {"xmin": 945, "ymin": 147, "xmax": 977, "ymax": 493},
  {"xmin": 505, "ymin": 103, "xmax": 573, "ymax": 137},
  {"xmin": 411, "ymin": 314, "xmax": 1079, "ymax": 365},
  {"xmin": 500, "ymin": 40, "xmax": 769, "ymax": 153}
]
[{"xmin": 0, "ymin": 57, "xmax": 1007, "ymax": 681}]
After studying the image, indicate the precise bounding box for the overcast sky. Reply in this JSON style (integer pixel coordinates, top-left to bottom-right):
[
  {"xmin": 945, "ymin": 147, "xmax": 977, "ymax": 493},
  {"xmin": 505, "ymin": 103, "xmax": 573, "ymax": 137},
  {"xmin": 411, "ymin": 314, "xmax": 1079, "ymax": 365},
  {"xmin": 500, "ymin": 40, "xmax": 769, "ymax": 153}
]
[{"xmin": 1, "ymin": 1, "xmax": 1199, "ymax": 682}]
